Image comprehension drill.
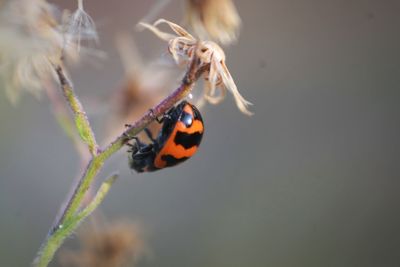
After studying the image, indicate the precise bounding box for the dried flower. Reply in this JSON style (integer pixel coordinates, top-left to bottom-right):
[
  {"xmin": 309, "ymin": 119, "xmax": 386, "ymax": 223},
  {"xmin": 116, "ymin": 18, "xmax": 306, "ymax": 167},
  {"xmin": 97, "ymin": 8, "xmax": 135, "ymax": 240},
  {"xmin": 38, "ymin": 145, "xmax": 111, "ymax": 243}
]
[
  {"xmin": 0, "ymin": 0, "xmax": 63, "ymax": 103},
  {"xmin": 185, "ymin": 0, "xmax": 241, "ymax": 45},
  {"xmin": 59, "ymin": 220, "xmax": 143, "ymax": 267},
  {"xmin": 139, "ymin": 19, "xmax": 253, "ymax": 115}
]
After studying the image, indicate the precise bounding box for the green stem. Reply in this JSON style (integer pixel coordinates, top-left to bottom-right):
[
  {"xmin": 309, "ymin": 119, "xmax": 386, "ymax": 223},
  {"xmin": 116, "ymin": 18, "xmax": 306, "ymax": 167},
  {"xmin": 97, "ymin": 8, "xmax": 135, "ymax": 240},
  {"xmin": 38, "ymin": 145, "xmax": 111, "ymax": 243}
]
[
  {"xmin": 77, "ymin": 174, "xmax": 118, "ymax": 218},
  {"xmin": 54, "ymin": 65, "xmax": 99, "ymax": 155},
  {"xmin": 45, "ymin": 82, "xmax": 88, "ymax": 159},
  {"xmin": 34, "ymin": 174, "xmax": 118, "ymax": 267}
]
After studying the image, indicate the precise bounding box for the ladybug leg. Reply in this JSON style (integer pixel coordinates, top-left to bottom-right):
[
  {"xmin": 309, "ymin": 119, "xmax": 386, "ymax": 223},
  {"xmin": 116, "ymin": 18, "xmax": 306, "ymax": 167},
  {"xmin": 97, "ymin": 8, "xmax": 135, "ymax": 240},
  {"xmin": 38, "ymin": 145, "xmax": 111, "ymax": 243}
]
[
  {"xmin": 131, "ymin": 138, "xmax": 144, "ymax": 155},
  {"xmin": 162, "ymin": 113, "xmax": 172, "ymax": 122},
  {"xmin": 123, "ymin": 133, "xmax": 135, "ymax": 143},
  {"xmin": 123, "ymin": 124, "xmax": 136, "ymax": 140},
  {"xmin": 124, "ymin": 132, "xmax": 147, "ymax": 154},
  {"xmin": 126, "ymin": 141, "xmax": 136, "ymax": 153},
  {"xmin": 132, "ymin": 136, "xmax": 146, "ymax": 149},
  {"xmin": 125, "ymin": 136, "xmax": 137, "ymax": 153},
  {"xmin": 124, "ymin": 133, "xmax": 134, "ymax": 150},
  {"xmin": 149, "ymin": 108, "xmax": 171, "ymax": 124},
  {"xmin": 156, "ymin": 113, "xmax": 172, "ymax": 123},
  {"xmin": 144, "ymin": 128, "xmax": 156, "ymax": 143},
  {"xmin": 149, "ymin": 109, "xmax": 163, "ymax": 123}
]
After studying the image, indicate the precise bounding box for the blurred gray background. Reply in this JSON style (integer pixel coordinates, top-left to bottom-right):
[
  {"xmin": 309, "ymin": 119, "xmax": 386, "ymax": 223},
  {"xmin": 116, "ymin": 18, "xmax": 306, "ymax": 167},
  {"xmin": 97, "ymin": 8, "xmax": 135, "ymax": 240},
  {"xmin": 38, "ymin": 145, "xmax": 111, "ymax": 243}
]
[{"xmin": 1, "ymin": 0, "xmax": 400, "ymax": 266}]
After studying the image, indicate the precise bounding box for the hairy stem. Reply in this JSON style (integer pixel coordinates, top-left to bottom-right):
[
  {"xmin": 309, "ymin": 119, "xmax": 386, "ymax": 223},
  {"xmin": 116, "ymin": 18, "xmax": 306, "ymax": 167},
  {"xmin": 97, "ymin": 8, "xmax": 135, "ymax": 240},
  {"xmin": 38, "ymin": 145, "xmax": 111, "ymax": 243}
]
[
  {"xmin": 34, "ymin": 174, "xmax": 118, "ymax": 267},
  {"xmin": 44, "ymin": 82, "xmax": 89, "ymax": 160},
  {"xmin": 54, "ymin": 65, "xmax": 99, "ymax": 155}
]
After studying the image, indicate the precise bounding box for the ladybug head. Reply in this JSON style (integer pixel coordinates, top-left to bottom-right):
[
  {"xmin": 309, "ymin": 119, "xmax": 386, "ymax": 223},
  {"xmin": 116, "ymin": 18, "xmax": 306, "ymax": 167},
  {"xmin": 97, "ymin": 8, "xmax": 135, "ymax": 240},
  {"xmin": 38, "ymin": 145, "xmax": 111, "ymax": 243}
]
[{"xmin": 129, "ymin": 144, "xmax": 156, "ymax": 172}]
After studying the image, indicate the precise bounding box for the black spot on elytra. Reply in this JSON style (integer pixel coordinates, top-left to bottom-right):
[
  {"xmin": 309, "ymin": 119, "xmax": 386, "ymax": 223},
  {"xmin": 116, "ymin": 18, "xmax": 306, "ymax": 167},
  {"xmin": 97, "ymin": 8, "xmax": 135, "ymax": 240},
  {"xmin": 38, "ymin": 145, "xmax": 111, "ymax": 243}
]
[
  {"xmin": 174, "ymin": 131, "xmax": 203, "ymax": 149},
  {"xmin": 161, "ymin": 154, "xmax": 189, "ymax": 167}
]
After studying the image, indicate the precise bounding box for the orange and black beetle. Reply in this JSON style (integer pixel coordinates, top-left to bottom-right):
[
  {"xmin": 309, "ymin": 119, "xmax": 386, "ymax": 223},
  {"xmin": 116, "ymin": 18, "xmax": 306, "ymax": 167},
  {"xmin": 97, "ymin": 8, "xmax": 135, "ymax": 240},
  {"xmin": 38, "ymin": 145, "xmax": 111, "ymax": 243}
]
[{"xmin": 128, "ymin": 101, "xmax": 204, "ymax": 172}]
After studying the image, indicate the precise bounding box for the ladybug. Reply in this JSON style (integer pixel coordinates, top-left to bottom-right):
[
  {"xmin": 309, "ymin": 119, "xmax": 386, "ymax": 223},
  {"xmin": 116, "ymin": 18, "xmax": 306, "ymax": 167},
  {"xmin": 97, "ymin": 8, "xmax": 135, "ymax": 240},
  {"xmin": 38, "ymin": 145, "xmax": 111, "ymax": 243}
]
[{"xmin": 127, "ymin": 100, "xmax": 204, "ymax": 172}]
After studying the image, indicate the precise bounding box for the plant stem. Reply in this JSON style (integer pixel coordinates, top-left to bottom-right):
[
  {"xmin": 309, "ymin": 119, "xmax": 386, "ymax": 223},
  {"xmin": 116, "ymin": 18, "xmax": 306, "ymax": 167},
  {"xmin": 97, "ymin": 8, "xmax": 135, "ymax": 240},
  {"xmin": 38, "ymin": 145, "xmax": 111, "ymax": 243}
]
[
  {"xmin": 34, "ymin": 55, "xmax": 206, "ymax": 267},
  {"xmin": 44, "ymin": 82, "xmax": 89, "ymax": 160},
  {"xmin": 54, "ymin": 65, "xmax": 99, "ymax": 155},
  {"xmin": 34, "ymin": 174, "xmax": 118, "ymax": 267}
]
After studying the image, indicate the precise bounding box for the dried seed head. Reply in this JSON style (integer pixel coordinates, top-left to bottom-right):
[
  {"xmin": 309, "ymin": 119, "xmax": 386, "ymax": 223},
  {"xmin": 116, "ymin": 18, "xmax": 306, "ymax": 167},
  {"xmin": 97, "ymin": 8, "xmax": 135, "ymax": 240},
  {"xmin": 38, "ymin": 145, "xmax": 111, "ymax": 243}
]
[
  {"xmin": 63, "ymin": 0, "xmax": 99, "ymax": 53},
  {"xmin": 139, "ymin": 19, "xmax": 253, "ymax": 115},
  {"xmin": 0, "ymin": 0, "xmax": 98, "ymax": 104},
  {"xmin": 0, "ymin": 0, "xmax": 64, "ymax": 103},
  {"xmin": 0, "ymin": 0, "xmax": 73, "ymax": 103},
  {"xmin": 185, "ymin": 0, "xmax": 241, "ymax": 45}
]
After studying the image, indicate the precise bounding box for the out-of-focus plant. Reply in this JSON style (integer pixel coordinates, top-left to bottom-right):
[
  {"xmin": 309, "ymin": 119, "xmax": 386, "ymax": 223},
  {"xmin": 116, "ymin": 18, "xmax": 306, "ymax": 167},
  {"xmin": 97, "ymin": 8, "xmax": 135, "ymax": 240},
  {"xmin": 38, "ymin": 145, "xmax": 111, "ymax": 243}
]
[
  {"xmin": 59, "ymin": 219, "xmax": 144, "ymax": 267},
  {"xmin": 185, "ymin": 0, "xmax": 241, "ymax": 45},
  {"xmin": 0, "ymin": 0, "xmax": 74, "ymax": 104},
  {"xmin": 1, "ymin": 1, "xmax": 251, "ymax": 266}
]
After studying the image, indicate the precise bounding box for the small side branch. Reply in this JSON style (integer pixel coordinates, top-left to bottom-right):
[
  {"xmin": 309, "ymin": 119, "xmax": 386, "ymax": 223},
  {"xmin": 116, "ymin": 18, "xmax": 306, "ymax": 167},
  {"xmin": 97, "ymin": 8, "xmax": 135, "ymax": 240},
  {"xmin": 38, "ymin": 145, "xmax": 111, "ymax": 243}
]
[
  {"xmin": 34, "ymin": 174, "xmax": 118, "ymax": 267},
  {"xmin": 53, "ymin": 65, "xmax": 99, "ymax": 155}
]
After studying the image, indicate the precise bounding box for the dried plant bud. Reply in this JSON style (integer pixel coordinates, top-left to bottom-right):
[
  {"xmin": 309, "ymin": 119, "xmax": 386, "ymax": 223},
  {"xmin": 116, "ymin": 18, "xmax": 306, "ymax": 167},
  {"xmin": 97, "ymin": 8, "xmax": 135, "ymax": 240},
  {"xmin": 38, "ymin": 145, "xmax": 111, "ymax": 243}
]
[
  {"xmin": 186, "ymin": 0, "xmax": 241, "ymax": 45},
  {"xmin": 59, "ymin": 220, "xmax": 144, "ymax": 267},
  {"xmin": 139, "ymin": 19, "xmax": 253, "ymax": 115}
]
